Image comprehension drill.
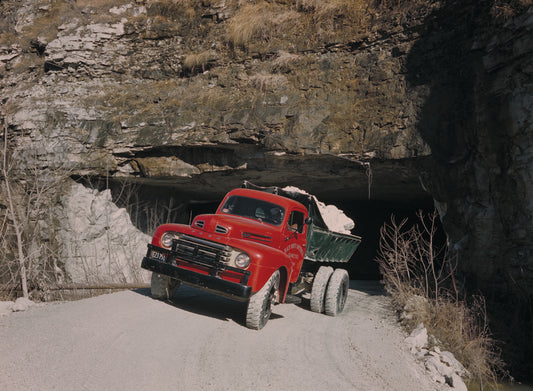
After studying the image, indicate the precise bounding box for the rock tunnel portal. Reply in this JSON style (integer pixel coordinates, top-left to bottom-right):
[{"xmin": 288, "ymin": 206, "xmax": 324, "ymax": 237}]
[{"xmin": 95, "ymin": 155, "xmax": 439, "ymax": 280}]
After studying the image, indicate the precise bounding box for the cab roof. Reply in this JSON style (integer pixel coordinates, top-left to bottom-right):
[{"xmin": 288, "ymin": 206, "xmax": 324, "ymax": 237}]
[{"xmin": 218, "ymin": 188, "xmax": 307, "ymax": 212}]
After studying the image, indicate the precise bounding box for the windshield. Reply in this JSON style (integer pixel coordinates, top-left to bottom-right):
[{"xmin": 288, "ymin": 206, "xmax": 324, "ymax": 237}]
[{"xmin": 220, "ymin": 195, "xmax": 285, "ymax": 226}]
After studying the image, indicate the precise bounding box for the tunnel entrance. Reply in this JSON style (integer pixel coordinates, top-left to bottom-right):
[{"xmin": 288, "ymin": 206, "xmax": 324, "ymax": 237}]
[{"xmin": 89, "ymin": 157, "xmax": 440, "ymax": 281}]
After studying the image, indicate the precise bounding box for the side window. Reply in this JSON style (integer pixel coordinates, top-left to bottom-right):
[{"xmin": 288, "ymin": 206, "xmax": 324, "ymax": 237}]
[{"xmin": 287, "ymin": 211, "xmax": 305, "ymax": 233}]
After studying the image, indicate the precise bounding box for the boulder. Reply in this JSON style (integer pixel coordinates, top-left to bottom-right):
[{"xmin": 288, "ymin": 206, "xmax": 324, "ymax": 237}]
[
  {"xmin": 11, "ymin": 297, "xmax": 35, "ymax": 312},
  {"xmin": 404, "ymin": 323, "xmax": 428, "ymax": 352},
  {"xmin": 55, "ymin": 181, "xmax": 151, "ymax": 285}
]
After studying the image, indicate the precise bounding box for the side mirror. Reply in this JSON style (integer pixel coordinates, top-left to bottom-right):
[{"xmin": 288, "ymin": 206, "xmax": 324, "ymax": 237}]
[{"xmin": 305, "ymin": 217, "xmax": 312, "ymax": 225}]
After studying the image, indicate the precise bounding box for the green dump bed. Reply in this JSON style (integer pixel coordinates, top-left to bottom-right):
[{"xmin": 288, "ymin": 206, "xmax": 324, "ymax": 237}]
[
  {"xmin": 242, "ymin": 181, "xmax": 362, "ymax": 264},
  {"xmin": 305, "ymin": 224, "xmax": 361, "ymax": 263}
]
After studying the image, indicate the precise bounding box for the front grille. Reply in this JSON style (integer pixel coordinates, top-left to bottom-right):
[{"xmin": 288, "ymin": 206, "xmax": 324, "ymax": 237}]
[{"xmin": 173, "ymin": 234, "xmax": 230, "ymax": 267}]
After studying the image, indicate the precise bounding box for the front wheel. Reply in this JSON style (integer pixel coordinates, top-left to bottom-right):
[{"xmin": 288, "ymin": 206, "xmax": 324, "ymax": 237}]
[
  {"xmin": 246, "ymin": 270, "xmax": 280, "ymax": 330},
  {"xmin": 150, "ymin": 273, "xmax": 180, "ymax": 300},
  {"xmin": 324, "ymin": 268, "xmax": 349, "ymax": 316}
]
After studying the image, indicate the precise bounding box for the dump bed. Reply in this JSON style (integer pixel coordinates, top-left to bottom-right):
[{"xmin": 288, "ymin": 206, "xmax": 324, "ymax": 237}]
[
  {"xmin": 242, "ymin": 182, "xmax": 361, "ymax": 263},
  {"xmin": 304, "ymin": 224, "xmax": 361, "ymax": 263}
]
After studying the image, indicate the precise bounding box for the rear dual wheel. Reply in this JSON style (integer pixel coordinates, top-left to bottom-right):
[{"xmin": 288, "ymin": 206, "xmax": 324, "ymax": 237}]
[
  {"xmin": 310, "ymin": 266, "xmax": 333, "ymax": 313},
  {"xmin": 324, "ymin": 268, "xmax": 349, "ymax": 316},
  {"xmin": 310, "ymin": 266, "xmax": 349, "ymax": 316}
]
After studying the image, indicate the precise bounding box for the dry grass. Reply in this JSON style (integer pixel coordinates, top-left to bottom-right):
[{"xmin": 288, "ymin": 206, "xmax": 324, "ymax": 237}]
[
  {"xmin": 271, "ymin": 50, "xmax": 300, "ymax": 73},
  {"xmin": 297, "ymin": 0, "xmax": 367, "ymax": 21},
  {"xmin": 19, "ymin": 1, "xmax": 75, "ymax": 44},
  {"xmin": 248, "ymin": 72, "xmax": 288, "ymax": 92},
  {"xmin": 183, "ymin": 51, "xmax": 212, "ymax": 73},
  {"xmin": 226, "ymin": 2, "xmax": 300, "ymax": 49},
  {"xmin": 402, "ymin": 294, "xmax": 505, "ymax": 387},
  {"xmin": 376, "ymin": 211, "xmax": 506, "ymax": 387},
  {"xmin": 145, "ymin": 0, "xmax": 203, "ymax": 20},
  {"xmin": 226, "ymin": 0, "xmax": 370, "ymax": 51},
  {"xmin": 76, "ymin": 0, "xmax": 130, "ymax": 7}
]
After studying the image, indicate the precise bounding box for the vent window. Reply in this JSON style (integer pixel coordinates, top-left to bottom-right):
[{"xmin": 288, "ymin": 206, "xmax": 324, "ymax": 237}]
[{"xmin": 287, "ymin": 211, "xmax": 305, "ymax": 233}]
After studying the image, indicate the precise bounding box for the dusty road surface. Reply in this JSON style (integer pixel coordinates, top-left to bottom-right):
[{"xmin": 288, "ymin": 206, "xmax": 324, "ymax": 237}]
[{"xmin": 0, "ymin": 281, "xmax": 444, "ymax": 391}]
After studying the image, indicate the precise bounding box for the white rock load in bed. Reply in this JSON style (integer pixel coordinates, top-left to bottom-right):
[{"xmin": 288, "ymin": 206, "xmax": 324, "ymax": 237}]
[{"xmin": 282, "ymin": 186, "xmax": 355, "ymax": 234}]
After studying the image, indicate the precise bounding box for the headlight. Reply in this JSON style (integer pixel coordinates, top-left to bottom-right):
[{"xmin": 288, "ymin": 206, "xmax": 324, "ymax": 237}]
[
  {"xmin": 235, "ymin": 252, "xmax": 251, "ymax": 269},
  {"xmin": 161, "ymin": 232, "xmax": 175, "ymax": 248}
]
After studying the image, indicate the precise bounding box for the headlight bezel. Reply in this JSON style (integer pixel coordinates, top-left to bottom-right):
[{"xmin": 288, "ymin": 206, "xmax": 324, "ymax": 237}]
[
  {"xmin": 234, "ymin": 252, "xmax": 251, "ymax": 269},
  {"xmin": 161, "ymin": 232, "xmax": 177, "ymax": 248}
]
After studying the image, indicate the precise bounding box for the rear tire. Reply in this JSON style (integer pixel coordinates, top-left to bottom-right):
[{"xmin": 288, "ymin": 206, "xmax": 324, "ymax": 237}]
[
  {"xmin": 310, "ymin": 266, "xmax": 334, "ymax": 313},
  {"xmin": 324, "ymin": 268, "xmax": 349, "ymax": 316},
  {"xmin": 151, "ymin": 273, "xmax": 180, "ymax": 300},
  {"xmin": 246, "ymin": 270, "xmax": 280, "ymax": 330}
]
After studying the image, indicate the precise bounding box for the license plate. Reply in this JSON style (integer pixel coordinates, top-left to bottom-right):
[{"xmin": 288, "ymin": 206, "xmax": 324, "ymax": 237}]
[{"xmin": 151, "ymin": 250, "xmax": 167, "ymax": 262}]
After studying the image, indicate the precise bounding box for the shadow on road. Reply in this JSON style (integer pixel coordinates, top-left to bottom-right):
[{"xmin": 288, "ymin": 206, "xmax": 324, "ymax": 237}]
[
  {"xmin": 288, "ymin": 279, "xmax": 385, "ymax": 311},
  {"xmin": 134, "ymin": 286, "xmax": 284, "ymax": 327},
  {"xmin": 134, "ymin": 280, "xmax": 382, "ymax": 326},
  {"xmin": 349, "ymin": 280, "xmax": 385, "ymax": 296}
]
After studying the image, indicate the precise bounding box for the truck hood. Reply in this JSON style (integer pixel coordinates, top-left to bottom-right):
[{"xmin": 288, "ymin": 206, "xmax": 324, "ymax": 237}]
[{"xmin": 191, "ymin": 214, "xmax": 279, "ymax": 244}]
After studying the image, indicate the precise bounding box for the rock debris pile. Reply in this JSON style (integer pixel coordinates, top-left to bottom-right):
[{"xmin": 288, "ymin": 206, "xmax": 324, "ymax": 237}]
[{"xmin": 404, "ymin": 324, "xmax": 470, "ymax": 391}]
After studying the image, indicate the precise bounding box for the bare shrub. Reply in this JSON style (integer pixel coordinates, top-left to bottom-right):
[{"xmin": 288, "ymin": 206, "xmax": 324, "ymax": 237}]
[
  {"xmin": 376, "ymin": 210, "xmax": 505, "ymax": 386},
  {"xmin": 1, "ymin": 118, "xmax": 71, "ymax": 299},
  {"xmin": 377, "ymin": 211, "xmax": 456, "ymax": 305},
  {"xmin": 110, "ymin": 180, "xmax": 187, "ymax": 234}
]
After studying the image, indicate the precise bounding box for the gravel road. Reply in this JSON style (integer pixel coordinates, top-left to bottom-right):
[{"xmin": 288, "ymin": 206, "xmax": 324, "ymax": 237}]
[{"xmin": 0, "ymin": 281, "xmax": 444, "ymax": 391}]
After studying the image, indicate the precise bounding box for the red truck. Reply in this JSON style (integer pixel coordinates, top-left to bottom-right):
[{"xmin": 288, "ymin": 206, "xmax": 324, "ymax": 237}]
[{"xmin": 141, "ymin": 182, "xmax": 361, "ymax": 329}]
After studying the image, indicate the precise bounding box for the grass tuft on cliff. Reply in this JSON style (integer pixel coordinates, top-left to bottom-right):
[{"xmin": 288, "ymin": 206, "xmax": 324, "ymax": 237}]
[{"xmin": 226, "ymin": 0, "xmax": 369, "ymax": 52}]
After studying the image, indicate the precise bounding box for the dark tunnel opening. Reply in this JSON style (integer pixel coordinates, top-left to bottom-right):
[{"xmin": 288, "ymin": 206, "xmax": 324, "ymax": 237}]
[{"xmin": 93, "ymin": 175, "xmax": 443, "ymax": 282}]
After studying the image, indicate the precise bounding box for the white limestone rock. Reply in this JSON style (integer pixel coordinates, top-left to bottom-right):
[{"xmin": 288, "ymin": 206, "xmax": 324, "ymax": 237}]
[
  {"xmin": 440, "ymin": 350, "xmax": 470, "ymax": 377},
  {"xmin": 56, "ymin": 180, "xmax": 151, "ymax": 285},
  {"xmin": 404, "ymin": 323, "xmax": 428, "ymax": 352},
  {"xmin": 11, "ymin": 297, "xmax": 35, "ymax": 312},
  {"xmin": 446, "ymin": 373, "xmax": 468, "ymax": 391}
]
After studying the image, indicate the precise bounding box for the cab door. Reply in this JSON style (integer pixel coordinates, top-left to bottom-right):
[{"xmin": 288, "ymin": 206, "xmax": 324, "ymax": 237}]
[{"xmin": 282, "ymin": 208, "xmax": 308, "ymax": 283}]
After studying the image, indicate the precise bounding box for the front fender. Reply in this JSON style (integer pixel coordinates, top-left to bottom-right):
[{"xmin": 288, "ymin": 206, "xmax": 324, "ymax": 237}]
[
  {"xmin": 151, "ymin": 223, "xmax": 189, "ymax": 246},
  {"xmin": 229, "ymin": 239, "xmax": 291, "ymax": 293}
]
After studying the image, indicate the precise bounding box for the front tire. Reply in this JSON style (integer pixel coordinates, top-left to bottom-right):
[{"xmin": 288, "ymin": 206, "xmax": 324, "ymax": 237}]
[
  {"xmin": 310, "ymin": 266, "xmax": 333, "ymax": 313},
  {"xmin": 324, "ymin": 268, "xmax": 349, "ymax": 316},
  {"xmin": 246, "ymin": 270, "xmax": 280, "ymax": 330},
  {"xmin": 150, "ymin": 273, "xmax": 180, "ymax": 300}
]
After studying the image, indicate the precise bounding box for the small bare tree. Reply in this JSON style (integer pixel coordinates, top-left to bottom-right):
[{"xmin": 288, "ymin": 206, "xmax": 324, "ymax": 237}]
[
  {"xmin": 1, "ymin": 116, "xmax": 29, "ymax": 298},
  {"xmin": 1, "ymin": 109, "xmax": 71, "ymax": 299},
  {"xmin": 377, "ymin": 210, "xmax": 457, "ymax": 304}
]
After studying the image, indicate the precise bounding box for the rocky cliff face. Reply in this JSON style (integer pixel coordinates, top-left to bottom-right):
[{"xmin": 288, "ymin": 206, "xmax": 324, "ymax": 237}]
[
  {"xmin": 0, "ymin": 0, "xmax": 434, "ymax": 201},
  {"xmin": 406, "ymin": 0, "xmax": 533, "ymax": 377},
  {"xmin": 1, "ymin": 0, "xmax": 532, "ymax": 378}
]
